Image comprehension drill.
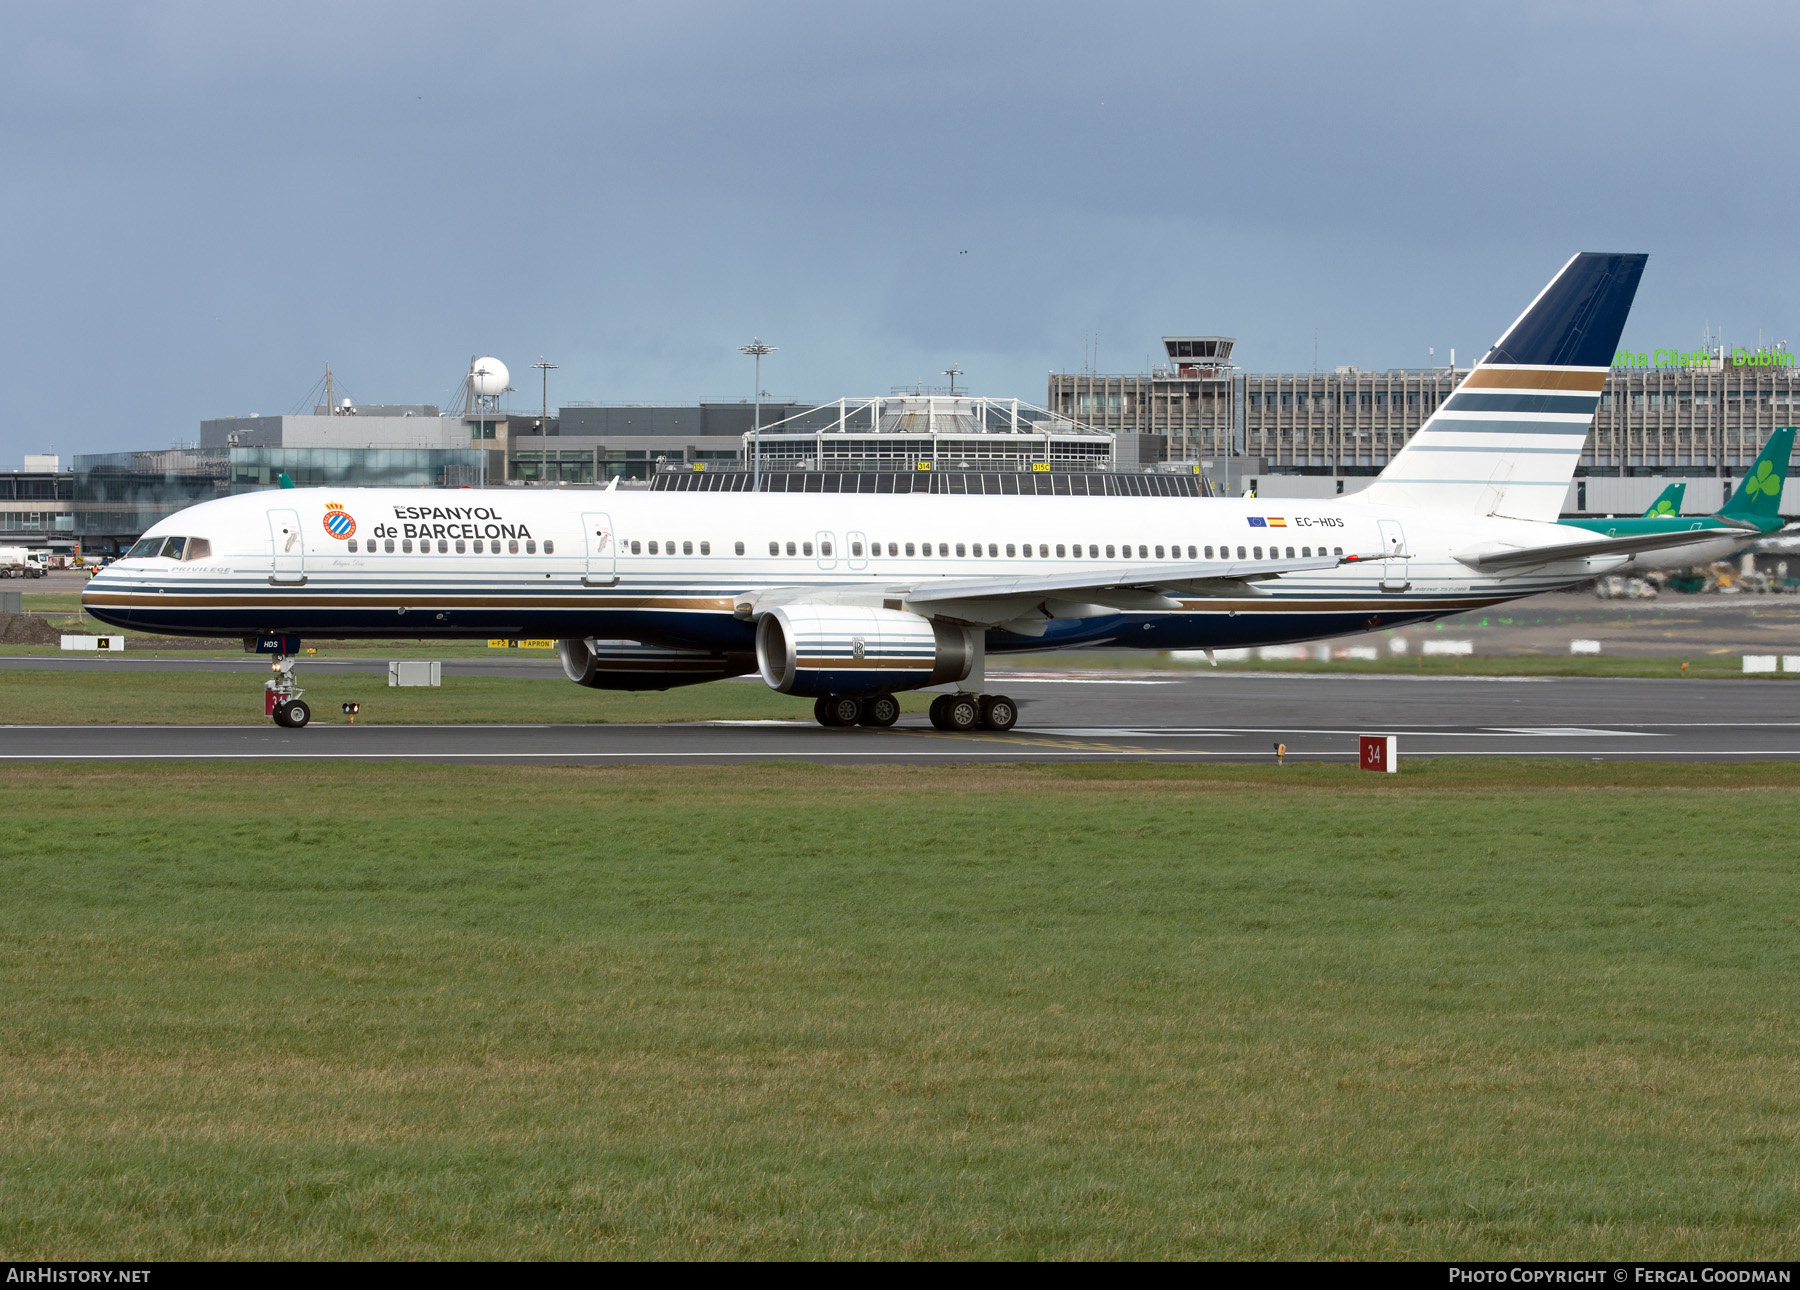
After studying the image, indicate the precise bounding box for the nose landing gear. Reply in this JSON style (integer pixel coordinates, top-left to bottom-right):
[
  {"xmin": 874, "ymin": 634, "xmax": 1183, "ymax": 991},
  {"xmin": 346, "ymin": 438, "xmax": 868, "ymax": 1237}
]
[{"xmin": 265, "ymin": 655, "xmax": 311, "ymax": 728}]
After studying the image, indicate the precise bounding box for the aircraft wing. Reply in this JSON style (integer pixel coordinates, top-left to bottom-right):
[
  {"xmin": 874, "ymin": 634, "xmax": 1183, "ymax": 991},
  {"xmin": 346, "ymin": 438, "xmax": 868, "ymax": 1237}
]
[
  {"xmin": 898, "ymin": 553, "xmax": 1351, "ymax": 604},
  {"xmin": 1453, "ymin": 527, "xmax": 1742, "ymax": 571}
]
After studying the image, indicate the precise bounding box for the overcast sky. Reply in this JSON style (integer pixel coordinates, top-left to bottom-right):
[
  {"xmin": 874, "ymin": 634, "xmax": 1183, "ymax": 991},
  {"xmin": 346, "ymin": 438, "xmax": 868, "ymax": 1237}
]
[{"xmin": 4, "ymin": 0, "xmax": 1796, "ymax": 460}]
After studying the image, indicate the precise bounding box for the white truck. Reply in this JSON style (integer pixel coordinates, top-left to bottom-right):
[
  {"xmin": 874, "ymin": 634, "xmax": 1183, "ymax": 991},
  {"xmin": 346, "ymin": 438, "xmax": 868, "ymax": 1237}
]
[{"xmin": 0, "ymin": 547, "xmax": 50, "ymax": 578}]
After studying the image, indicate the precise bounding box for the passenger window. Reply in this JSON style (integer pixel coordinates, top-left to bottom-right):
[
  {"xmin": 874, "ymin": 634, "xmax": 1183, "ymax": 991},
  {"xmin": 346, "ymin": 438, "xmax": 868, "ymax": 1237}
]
[
  {"xmin": 955, "ymin": 543, "xmax": 966, "ymax": 557},
  {"xmin": 1007, "ymin": 544, "xmax": 1016, "ymax": 558},
  {"xmin": 346, "ymin": 538, "xmax": 358, "ymax": 553},
  {"xmin": 385, "ymin": 538, "xmax": 395, "ymax": 553},
  {"xmin": 1333, "ymin": 546, "xmax": 1343, "ymax": 556},
  {"xmin": 186, "ymin": 537, "xmax": 211, "ymax": 560},
  {"xmin": 735, "ymin": 541, "xmax": 745, "ymax": 555},
  {"xmin": 544, "ymin": 540, "xmax": 554, "ymax": 554},
  {"xmin": 852, "ymin": 541, "xmax": 863, "ymax": 557},
  {"xmin": 905, "ymin": 542, "xmax": 915, "ymax": 556},
  {"xmin": 1286, "ymin": 546, "xmax": 1294, "ymax": 559},
  {"xmin": 1253, "ymin": 546, "xmax": 1263, "ymax": 559},
  {"xmin": 403, "ymin": 538, "xmax": 413, "ymax": 553},
  {"xmin": 987, "ymin": 543, "xmax": 997, "ymax": 557},
  {"xmin": 1301, "ymin": 547, "xmax": 1310, "ymax": 558},
  {"xmin": 455, "ymin": 539, "xmax": 465, "ymax": 554},
  {"xmin": 803, "ymin": 541, "xmax": 814, "ymax": 556},
  {"xmin": 648, "ymin": 540, "xmax": 658, "ymax": 554},
  {"xmin": 700, "ymin": 541, "xmax": 710, "ymax": 555},
  {"xmin": 1205, "ymin": 546, "xmax": 1214, "ymax": 559},
  {"xmin": 665, "ymin": 540, "xmax": 674, "ymax": 553},
  {"xmin": 683, "ymin": 541, "xmax": 693, "ymax": 555},
  {"xmin": 1237, "ymin": 546, "xmax": 1246, "ymax": 559},
  {"xmin": 526, "ymin": 540, "xmax": 536, "ymax": 554},
  {"xmin": 769, "ymin": 541, "xmax": 779, "ymax": 556},
  {"xmin": 1187, "ymin": 545, "xmax": 1196, "ymax": 558},
  {"xmin": 1039, "ymin": 545, "xmax": 1048, "ymax": 557},
  {"xmin": 1088, "ymin": 545, "xmax": 1098, "ymax": 558},
  {"xmin": 786, "ymin": 541, "xmax": 797, "ymax": 556},
  {"xmin": 1055, "ymin": 544, "xmax": 1066, "ymax": 558},
  {"xmin": 1105, "ymin": 545, "xmax": 1115, "ymax": 558},
  {"xmin": 887, "ymin": 542, "xmax": 897, "ymax": 556},
  {"xmin": 820, "ymin": 540, "xmax": 831, "ymax": 556},
  {"xmin": 1154, "ymin": 545, "xmax": 1164, "ymax": 559}
]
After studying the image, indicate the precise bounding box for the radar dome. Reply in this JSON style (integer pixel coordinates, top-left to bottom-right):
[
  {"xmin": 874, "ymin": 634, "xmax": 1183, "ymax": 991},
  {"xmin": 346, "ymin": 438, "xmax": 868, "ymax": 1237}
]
[{"xmin": 471, "ymin": 356, "xmax": 510, "ymax": 398}]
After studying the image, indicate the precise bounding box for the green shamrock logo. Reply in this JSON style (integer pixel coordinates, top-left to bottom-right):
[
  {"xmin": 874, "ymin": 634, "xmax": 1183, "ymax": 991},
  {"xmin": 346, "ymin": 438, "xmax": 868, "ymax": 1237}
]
[
  {"xmin": 1746, "ymin": 461, "xmax": 1781, "ymax": 498},
  {"xmin": 1649, "ymin": 500, "xmax": 1676, "ymax": 516}
]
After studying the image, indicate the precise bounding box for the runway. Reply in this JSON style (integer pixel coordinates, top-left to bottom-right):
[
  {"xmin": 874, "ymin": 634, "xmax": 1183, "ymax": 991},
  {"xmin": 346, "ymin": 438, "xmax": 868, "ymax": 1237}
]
[{"xmin": 3, "ymin": 672, "xmax": 1795, "ymax": 762}]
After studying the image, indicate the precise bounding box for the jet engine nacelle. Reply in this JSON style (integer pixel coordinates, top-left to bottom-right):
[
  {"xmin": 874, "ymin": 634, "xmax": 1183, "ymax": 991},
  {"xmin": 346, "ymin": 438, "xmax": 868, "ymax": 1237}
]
[
  {"xmin": 558, "ymin": 637, "xmax": 754, "ymax": 691},
  {"xmin": 754, "ymin": 605, "xmax": 977, "ymax": 698}
]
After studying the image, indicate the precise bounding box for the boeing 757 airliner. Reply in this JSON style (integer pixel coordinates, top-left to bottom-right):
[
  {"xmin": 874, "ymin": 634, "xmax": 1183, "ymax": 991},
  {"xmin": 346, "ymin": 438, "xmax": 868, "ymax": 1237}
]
[{"xmin": 88, "ymin": 252, "xmax": 1733, "ymax": 731}]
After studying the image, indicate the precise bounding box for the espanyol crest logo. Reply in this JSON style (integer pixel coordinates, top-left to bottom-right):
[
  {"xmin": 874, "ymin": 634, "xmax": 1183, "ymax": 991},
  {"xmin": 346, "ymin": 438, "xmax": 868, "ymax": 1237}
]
[{"xmin": 322, "ymin": 503, "xmax": 356, "ymax": 539}]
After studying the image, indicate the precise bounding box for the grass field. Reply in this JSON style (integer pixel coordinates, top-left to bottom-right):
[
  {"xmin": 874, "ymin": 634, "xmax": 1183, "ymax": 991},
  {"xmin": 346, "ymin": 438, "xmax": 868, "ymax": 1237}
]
[{"xmin": 2, "ymin": 760, "xmax": 1798, "ymax": 1259}]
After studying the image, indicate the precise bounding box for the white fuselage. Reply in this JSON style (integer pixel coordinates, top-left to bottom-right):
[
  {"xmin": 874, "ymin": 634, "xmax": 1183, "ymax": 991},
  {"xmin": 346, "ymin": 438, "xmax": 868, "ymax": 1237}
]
[{"xmin": 84, "ymin": 486, "xmax": 1635, "ymax": 654}]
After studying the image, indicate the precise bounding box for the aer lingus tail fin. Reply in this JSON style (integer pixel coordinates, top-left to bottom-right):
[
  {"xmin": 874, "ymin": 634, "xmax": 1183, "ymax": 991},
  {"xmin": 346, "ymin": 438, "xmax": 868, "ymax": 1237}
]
[
  {"xmin": 1642, "ymin": 482, "xmax": 1684, "ymax": 518},
  {"xmin": 1719, "ymin": 427, "xmax": 1793, "ymax": 521}
]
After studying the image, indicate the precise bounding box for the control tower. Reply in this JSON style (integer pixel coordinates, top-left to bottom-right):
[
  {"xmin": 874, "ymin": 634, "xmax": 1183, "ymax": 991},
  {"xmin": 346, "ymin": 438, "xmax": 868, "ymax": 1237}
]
[{"xmin": 1162, "ymin": 337, "xmax": 1235, "ymax": 377}]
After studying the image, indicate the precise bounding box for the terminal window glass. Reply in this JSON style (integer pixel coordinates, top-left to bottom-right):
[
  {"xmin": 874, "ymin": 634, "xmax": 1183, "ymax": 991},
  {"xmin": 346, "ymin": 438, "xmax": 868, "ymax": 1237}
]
[
  {"xmin": 385, "ymin": 539, "xmax": 395, "ymax": 553},
  {"xmin": 526, "ymin": 540, "xmax": 536, "ymax": 554}
]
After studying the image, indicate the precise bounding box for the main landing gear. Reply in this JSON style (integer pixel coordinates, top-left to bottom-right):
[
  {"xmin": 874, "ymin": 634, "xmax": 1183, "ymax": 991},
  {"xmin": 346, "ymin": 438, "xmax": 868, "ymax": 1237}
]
[
  {"xmin": 810, "ymin": 692, "xmax": 1016, "ymax": 731},
  {"xmin": 265, "ymin": 654, "xmax": 311, "ymax": 729},
  {"xmin": 813, "ymin": 693, "xmax": 901, "ymax": 728}
]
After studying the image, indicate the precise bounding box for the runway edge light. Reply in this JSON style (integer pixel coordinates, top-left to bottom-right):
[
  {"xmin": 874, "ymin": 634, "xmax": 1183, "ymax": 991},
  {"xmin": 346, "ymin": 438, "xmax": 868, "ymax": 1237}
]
[{"xmin": 1360, "ymin": 735, "xmax": 1398, "ymax": 773}]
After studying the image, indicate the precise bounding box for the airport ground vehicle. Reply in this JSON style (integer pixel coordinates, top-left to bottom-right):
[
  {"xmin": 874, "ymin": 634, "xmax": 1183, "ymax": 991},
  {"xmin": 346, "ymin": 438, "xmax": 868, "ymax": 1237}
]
[
  {"xmin": 0, "ymin": 547, "xmax": 49, "ymax": 578},
  {"xmin": 86, "ymin": 252, "xmax": 1742, "ymax": 730}
]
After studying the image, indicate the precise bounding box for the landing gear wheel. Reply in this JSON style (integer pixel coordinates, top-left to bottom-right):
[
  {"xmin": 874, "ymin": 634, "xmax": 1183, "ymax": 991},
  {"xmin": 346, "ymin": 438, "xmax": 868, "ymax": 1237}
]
[
  {"xmin": 814, "ymin": 694, "xmax": 863, "ymax": 727},
  {"xmin": 942, "ymin": 693, "xmax": 981, "ymax": 732},
  {"xmin": 274, "ymin": 699, "xmax": 311, "ymax": 729},
  {"xmin": 979, "ymin": 694, "xmax": 1018, "ymax": 732},
  {"xmin": 928, "ymin": 694, "xmax": 953, "ymax": 730},
  {"xmin": 859, "ymin": 693, "xmax": 901, "ymax": 727}
]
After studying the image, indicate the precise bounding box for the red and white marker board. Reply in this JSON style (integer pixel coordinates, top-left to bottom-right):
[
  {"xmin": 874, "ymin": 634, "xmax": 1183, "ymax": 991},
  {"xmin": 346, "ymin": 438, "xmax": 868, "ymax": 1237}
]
[{"xmin": 1360, "ymin": 735, "xmax": 1397, "ymax": 773}]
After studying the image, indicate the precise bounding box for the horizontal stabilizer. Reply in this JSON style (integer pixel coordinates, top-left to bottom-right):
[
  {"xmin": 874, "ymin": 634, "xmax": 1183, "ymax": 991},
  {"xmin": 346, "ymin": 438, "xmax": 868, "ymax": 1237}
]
[{"xmin": 1454, "ymin": 527, "xmax": 1735, "ymax": 571}]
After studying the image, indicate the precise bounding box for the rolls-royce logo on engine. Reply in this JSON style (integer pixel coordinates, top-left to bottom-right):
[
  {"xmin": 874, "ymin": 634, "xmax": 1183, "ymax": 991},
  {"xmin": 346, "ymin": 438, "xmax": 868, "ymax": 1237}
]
[{"xmin": 322, "ymin": 503, "xmax": 356, "ymax": 539}]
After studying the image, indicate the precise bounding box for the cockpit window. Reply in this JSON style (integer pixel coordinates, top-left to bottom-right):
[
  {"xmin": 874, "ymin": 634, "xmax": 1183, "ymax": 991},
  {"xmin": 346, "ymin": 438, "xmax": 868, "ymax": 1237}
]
[
  {"xmin": 126, "ymin": 537, "xmax": 164, "ymax": 559},
  {"xmin": 184, "ymin": 537, "xmax": 211, "ymax": 561},
  {"xmin": 162, "ymin": 536, "xmax": 186, "ymax": 561}
]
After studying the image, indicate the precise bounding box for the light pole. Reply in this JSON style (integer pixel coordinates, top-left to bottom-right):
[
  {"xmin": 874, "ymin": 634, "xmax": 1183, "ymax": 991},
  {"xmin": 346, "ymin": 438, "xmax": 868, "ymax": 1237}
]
[
  {"xmin": 531, "ymin": 357, "xmax": 556, "ymax": 485},
  {"xmin": 942, "ymin": 363, "xmax": 962, "ymax": 396},
  {"xmin": 739, "ymin": 337, "xmax": 776, "ymax": 491}
]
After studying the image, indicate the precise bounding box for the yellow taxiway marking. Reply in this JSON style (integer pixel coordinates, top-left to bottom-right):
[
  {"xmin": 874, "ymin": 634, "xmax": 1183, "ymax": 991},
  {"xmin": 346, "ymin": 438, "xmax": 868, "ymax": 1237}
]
[{"xmin": 889, "ymin": 728, "xmax": 1158, "ymax": 754}]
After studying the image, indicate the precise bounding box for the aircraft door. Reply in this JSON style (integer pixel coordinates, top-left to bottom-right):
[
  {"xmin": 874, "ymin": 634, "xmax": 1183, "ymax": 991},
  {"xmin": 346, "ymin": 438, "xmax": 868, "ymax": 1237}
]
[
  {"xmin": 815, "ymin": 530, "xmax": 838, "ymax": 571},
  {"xmin": 268, "ymin": 509, "xmax": 305, "ymax": 585},
  {"xmin": 1376, "ymin": 519, "xmax": 1409, "ymax": 591},
  {"xmin": 582, "ymin": 511, "xmax": 617, "ymax": 587},
  {"xmin": 846, "ymin": 530, "xmax": 869, "ymax": 571}
]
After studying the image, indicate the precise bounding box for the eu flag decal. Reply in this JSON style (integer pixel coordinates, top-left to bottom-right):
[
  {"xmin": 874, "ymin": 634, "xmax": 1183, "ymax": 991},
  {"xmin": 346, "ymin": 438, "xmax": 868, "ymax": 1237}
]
[{"xmin": 1246, "ymin": 517, "xmax": 1268, "ymax": 527}]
